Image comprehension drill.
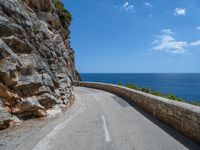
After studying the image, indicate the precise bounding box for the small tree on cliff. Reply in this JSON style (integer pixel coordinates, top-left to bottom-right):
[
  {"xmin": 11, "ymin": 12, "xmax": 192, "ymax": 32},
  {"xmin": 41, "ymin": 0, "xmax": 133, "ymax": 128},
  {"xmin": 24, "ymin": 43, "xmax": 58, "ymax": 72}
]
[{"xmin": 52, "ymin": 0, "xmax": 72, "ymax": 28}]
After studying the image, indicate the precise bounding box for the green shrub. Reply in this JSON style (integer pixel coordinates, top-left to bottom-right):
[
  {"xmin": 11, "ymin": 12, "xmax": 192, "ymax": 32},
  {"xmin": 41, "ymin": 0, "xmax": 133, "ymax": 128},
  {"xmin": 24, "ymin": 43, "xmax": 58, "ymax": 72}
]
[
  {"xmin": 118, "ymin": 83, "xmax": 123, "ymax": 86},
  {"xmin": 140, "ymin": 87, "xmax": 151, "ymax": 93},
  {"xmin": 151, "ymin": 91, "xmax": 164, "ymax": 97},
  {"xmin": 166, "ymin": 94, "xmax": 177, "ymax": 100},
  {"xmin": 52, "ymin": 0, "xmax": 72, "ymax": 27},
  {"xmin": 126, "ymin": 84, "xmax": 138, "ymax": 90},
  {"xmin": 166, "ymin": 94, "xmax": 184, "ymax": 102},
  {"xmin": 123, "ymin": 83, "xmax": 200, "ymax": 107},
  {"xmin": 189, "ymin": 101, "xmax": 200, "ymax": 106}
]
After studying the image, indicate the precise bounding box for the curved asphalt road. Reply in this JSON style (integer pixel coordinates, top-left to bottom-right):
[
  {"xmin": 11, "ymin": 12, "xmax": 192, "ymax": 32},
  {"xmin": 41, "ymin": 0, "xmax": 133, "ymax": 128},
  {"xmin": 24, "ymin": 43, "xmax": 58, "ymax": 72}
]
[{"xmin": 0, "ymin": 87, "xmax": 200, "ymax": 150}]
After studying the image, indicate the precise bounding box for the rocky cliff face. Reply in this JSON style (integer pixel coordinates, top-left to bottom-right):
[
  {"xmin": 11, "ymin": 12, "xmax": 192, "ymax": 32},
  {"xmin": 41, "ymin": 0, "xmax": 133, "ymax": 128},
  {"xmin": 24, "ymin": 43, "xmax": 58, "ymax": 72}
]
[{"xmin": 0, "ymin": 0, "xmax": 79, "ymax": 129}]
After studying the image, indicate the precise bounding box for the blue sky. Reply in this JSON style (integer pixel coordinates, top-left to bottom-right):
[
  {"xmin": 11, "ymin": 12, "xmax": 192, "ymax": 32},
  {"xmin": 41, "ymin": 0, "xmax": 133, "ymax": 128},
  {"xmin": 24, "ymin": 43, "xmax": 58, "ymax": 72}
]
[{"xmin": 63, "ymin": 0, "xmax": 200, "ymax": 73}]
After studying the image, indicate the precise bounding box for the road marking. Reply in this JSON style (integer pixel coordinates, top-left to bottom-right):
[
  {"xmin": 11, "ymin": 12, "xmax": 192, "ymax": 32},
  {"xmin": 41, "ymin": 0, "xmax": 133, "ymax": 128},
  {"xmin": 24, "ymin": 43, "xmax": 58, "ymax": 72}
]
[
  {"xmin": 92, "ymin": 93, "xmax": 111, "ymax": 142},
  {"xmin": 92, "ymin": 94, "xmax": 100, "ymax": 102},
  {"xmin": 101, "ymin": 115, "xmax": 111, "ymax": 142},
  {"xmin": 32, "ymin": 94, "xmax": 85, "ymax": 150}
]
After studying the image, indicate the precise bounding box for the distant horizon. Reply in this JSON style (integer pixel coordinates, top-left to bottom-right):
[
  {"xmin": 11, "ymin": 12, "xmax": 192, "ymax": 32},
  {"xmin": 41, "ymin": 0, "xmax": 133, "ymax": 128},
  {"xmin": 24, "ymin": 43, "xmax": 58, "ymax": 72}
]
[{"xmin": 80, "ymin": 73, "xmax": 200, "ymax": 101}]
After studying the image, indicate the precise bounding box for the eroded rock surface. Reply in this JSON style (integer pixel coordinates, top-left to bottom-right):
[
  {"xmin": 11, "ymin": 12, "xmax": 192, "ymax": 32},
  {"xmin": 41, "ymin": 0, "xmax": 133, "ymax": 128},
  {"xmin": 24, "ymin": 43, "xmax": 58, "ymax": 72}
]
[{"xmin": 0, "ymin": 0, "xmax": 79, "ymax": 129}]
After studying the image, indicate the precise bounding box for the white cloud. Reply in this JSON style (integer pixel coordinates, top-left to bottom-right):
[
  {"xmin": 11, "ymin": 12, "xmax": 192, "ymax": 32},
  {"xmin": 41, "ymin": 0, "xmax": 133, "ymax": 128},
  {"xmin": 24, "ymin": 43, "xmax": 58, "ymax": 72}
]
[
  {"xmin": 144, "ymin": 2, "xmax": 152, "ymax": 8},
  {"xmin": 174, "ymin": 8, "xmax": 186, "ymax": 16},
  {"xmin": 121, "ymin": 1, "xmax": 135, "ymax": 11},
  {"xmin": 152, "ymin": 29, "xmax": 188, "ymax": 54},
  {"xmin": 190, "ymin": 40, "xmax": 200, "ymax": 46},
  {"xmin": 161, "ymin": 29, "xmax": 174, "ymax": 35}
]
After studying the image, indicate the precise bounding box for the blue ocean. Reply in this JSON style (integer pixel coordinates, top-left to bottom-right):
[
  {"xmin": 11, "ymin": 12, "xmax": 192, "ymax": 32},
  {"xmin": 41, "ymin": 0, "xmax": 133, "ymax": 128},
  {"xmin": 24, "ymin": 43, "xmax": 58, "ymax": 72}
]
[{"xmin": 80, "ymin": 73, "xmax": 200, "ymax": 102}]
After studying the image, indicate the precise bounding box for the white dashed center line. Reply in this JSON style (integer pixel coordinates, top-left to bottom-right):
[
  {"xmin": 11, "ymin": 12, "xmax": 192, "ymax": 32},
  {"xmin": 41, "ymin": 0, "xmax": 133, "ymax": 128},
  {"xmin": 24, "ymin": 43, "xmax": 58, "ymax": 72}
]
[{"xmin": 101, "ymin": 115, "xmax": 111, "ymax": 142}]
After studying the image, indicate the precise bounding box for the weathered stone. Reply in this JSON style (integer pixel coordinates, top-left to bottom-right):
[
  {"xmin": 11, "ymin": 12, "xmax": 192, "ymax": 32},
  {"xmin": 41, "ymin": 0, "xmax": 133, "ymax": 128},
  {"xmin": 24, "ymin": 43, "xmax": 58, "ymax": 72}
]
[
  {"xmin": 2, "ymin": 36, "xmax": 34, "ymax": 53},
  {"xmin": 42, "ymin": 73, "xmax": 54, "ymax": 87},
  {"xmin": 53, "ymin": 34, "xmax": 66, "ymax": 53},
  {"xmin": 22, "ymin": 85, "xmax": 52, "ymax": 96},
  {"xmin": 0, "ymin": 50, "xmax": 21, "ymax": 85},
  {"xmin": 20, "ymin": 97, "xmax": 45, "ymax": 112},
  {"xmin": 37, "ymin": 12, "xmax": 61, "ymax": 29},
  {"xmin": 63, "ymin": 52, "xmax": 69, "ymax": 62},
  {"xmin": 33, "ymin": 109, "xmax": 47, "ymax": 117},
  {"xmin": 29, "ymin": 0, "xmax": 55, "ymax": 12},
  {"xmin": 0, "ymin": 109, "xmax": 13, "ymax": 130},
  {"xmin": 15, "ymin": 73, "xmax": 43, "ymax": 90},
  {"xmin": 0, "ymin": 0, "xmax": 30, "ymax": 20},
  {"xmin": 0, "ymin": 16, "xmax": 25, "ymax": 37},
  {"xmin": 0, "ymin": 101, "xmax": 19, "ymax": 130},
  {"xmin": 34, "ymin": 22, "xmax": 52, "ymax": 39},
  {"xmin": 0, "ymin": 0, "xmax": 79, "ymax": 130},
  {"xmin": 0, "ymin": 82, "xmax": 19, "ymax": 100},
  {"xmin": 38, "ymin": 93, "xmax": 58, "ymax": 109},
  {"xmin": 0, "ymin": 39, "xmax": 13, "ymax": 59}
]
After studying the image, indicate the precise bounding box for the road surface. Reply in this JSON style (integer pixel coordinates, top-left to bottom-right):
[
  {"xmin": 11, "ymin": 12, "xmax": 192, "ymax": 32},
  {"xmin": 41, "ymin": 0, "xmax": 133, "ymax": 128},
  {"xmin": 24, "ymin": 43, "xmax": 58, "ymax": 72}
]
[{"xmin": 0, "ymin": 87, "xmax": 199, "ymax": 150}]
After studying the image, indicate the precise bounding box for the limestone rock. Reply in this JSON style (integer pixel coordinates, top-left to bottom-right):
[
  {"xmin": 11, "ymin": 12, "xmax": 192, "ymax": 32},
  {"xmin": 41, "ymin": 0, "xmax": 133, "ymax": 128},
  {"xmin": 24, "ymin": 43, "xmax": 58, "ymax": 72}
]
[
  {"xmin": 33, "ymin": 109, "xmax": 47, "ymax": 117},
  {"xmin": 0, "ymin": 0, "xmax": 79, "ymax": 130},
  {"xmin": 15, "ymin": 73, "xmax": 43, "ymax": 90},
  {"xmin": 0, "ymin": 109, "xmax": 14, "ymax": 130},
  {"xmin": 0, "ymin": 0, "xmax": 30, "ymax": 20},
  {"xmin": 19, "ymin": 97, "xmax": 45, "ymax": 112},
  {"xmin": 0, "ymin": 39, "xmax": 13, "ymax": 59},
  {"xmin": 29, "ymin": 0, "xmax": 55, "ymax": 12},
  {"xmin": 38, "ymin": 93, "xmax": 58, "ymax": 109},
  {"xmin": 0, "ymin": 101, "xmax": 20, "ymax": 130},
  {"xmin": 0, "ymin": 83, "xmax": 19, "ymax": 100},
  {"xmin": 0, "ymin": 16, "xmax": 25, "ymax": 37},
  {"xmin": 2, "ymin": 36, "xmax": 34, "ymax": 53},
  {"xmin": 37, "ymin": 12, "xmax": 61, "ymax": 29}
]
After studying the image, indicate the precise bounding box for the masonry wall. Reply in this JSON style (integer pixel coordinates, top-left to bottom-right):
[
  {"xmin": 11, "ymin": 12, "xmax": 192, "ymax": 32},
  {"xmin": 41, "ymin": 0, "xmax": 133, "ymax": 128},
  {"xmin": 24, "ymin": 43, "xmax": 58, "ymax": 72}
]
[{"xmin": 74, "ymin": 81, "xmax": 200, "ymax": 143}]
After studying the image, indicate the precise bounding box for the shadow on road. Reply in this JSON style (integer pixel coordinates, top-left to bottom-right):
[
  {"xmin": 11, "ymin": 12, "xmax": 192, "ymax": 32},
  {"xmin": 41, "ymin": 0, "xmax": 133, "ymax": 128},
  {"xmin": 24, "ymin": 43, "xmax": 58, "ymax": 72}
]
[
  {"xmin": 116, "ymin": 95, "xmax": 200, "ymax": 149},
  {"xmin": 112, "ymin": 95, "xmax": 130, "ymax": 108}
]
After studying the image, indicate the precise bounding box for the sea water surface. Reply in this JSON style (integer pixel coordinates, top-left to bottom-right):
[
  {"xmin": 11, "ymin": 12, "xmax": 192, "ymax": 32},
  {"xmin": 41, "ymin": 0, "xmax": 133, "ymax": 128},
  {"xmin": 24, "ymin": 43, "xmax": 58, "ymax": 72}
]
[{"xmin": 80, "ymin": 73, "xmax": 200, "ymax": 102}]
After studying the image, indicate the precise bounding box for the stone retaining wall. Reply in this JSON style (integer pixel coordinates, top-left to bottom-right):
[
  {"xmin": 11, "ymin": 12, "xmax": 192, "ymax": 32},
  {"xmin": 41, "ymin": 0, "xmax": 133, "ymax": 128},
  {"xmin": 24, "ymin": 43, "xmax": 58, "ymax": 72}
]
[{"xmin": 74, "ymin": 81, "xmax": 200, "ymax": 143}]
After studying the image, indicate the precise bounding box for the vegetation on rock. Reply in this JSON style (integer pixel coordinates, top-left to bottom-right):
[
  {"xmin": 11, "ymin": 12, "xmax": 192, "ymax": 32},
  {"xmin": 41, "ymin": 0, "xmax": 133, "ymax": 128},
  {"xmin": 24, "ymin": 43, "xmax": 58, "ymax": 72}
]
[{"xmin": 52, "ymin": 0, "xmax": 72, "ymax": 28}]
